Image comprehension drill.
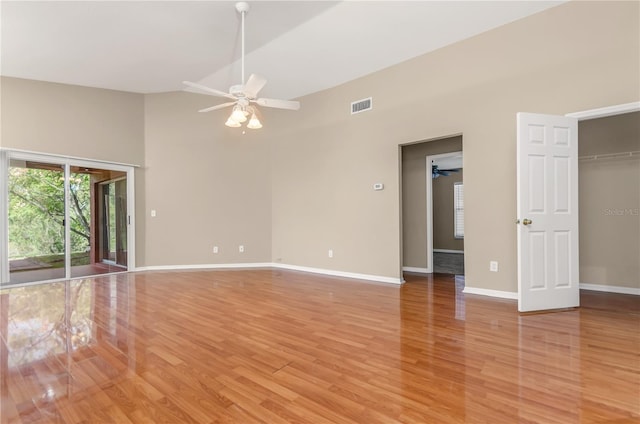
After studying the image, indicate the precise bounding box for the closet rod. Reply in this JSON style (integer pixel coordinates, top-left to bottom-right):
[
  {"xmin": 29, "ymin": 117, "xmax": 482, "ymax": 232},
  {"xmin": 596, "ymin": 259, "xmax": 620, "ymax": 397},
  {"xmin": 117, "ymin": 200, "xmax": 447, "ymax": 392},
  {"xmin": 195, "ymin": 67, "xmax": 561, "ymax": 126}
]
[{"xmin": 578, "ymin": 150, "xmax": 640, "ymax": 161}]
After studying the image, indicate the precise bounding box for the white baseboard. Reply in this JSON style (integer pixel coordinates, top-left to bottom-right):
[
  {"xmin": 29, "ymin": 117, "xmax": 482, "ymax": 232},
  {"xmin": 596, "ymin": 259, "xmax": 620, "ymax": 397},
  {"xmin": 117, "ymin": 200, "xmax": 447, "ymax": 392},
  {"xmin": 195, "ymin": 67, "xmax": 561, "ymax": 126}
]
[
  {"xmin": 580, "ymin": 283, "xmax": 640, "ymax": 295},
  {"xmin": 135, "ymin": 263, "xmax": 273, "ymax": 272},
  {"xmin": 463, "ymin": 286, "xmax": 518, "ymax": 300},
  {"xmin": 462, "ymin": 283, "xmax": 640, "ymax": 299},
  {"xmin": 433, "ymin": 249, "xmax": 464, "ymax": 254},
  {"xmin": 135, "ymin": 262, "xmax": 403, "ymax": 285},
  {"xmin": 403, "ymin": 266, "xmax": 430, "ymax": 274},
  {"xmin": 272, "ymin": 263, "xmax": 403, "ymax": 285}
]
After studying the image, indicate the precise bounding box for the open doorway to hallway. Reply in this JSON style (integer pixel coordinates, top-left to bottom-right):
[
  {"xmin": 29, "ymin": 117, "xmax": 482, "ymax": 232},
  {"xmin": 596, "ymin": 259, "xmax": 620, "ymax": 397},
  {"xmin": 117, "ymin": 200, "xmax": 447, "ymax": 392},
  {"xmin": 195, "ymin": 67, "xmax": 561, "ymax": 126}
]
[
  {"xmin": 431, "ymin": 153, "xmax": 464, "ymax": 275},
  {"xmin": 401, "ymin": 135, "xmax": 464, "ymax": 277}
]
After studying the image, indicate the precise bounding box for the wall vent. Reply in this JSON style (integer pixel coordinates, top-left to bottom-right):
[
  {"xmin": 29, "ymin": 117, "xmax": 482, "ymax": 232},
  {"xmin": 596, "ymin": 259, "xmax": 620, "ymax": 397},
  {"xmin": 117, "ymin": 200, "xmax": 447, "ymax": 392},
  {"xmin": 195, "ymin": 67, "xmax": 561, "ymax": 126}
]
[{"xmin": 351, "ymin": 97, "xmax": 372, "ymax": 115}]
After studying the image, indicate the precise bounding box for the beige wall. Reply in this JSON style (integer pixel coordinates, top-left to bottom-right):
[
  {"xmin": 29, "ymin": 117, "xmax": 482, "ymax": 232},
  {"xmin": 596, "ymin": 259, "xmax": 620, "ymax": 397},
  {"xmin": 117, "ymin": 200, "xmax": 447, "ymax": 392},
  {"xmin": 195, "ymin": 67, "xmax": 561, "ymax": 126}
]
[
  {"xmin": 270, "ymin": 1, "xmax": 639, "ymax": 289},
  {"xmin": 0, "ymin": 77, "xmax": 144, "ymax": 164},
  {"xmin": 142, "ymin": 92, "xmax": 272, "ymax": 267},
  {"xmin": 433, "ymin": 170, "xmax": 464, "ymax": 252},
  {"xmin": 578, "ymin": 112, "xmax": 639, "ymax": 289},
  {"xmin": 401, "ymin": 136, "xmax": 462, "ymax": 268}
]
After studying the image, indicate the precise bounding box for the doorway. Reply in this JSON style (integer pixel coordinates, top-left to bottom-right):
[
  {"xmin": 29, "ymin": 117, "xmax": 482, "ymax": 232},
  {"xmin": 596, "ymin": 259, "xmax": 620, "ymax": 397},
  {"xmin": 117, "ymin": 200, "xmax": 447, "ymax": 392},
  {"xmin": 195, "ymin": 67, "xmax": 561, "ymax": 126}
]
[
  {"xmin": 96, "ymin": 175, "xmax": 128, "ymax": 268},
  {"xmin": 0, "ymin": 150, "xmax": 136, "ymax": 286},
  {"xmin": 401, "ymin": 135, "xmax": 463, "ymax": 276},
  {"xmin": 429, "ymin": 152, "xmax": 464, "ymax": 275},
  {"xmin": 577, "ymin": 111, "xmax": 639, "ymax": 294}
]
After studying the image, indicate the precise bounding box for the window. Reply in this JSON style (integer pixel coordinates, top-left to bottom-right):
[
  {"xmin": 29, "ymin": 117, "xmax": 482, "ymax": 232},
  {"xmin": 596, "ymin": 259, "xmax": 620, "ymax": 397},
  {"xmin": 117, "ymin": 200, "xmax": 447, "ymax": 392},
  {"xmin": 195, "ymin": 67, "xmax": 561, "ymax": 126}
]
[{"xmin": 454, "ymin": 182, "xmax": 464, "ymax": 239}]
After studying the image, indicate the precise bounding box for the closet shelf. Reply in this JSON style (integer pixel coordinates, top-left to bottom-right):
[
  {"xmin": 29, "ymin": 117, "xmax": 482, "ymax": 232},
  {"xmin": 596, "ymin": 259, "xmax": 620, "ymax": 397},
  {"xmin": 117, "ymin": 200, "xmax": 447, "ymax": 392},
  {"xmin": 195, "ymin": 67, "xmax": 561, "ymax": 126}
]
[{"xmin": 579, "ymin": 150, "xmax": 640, "ymax": 161}]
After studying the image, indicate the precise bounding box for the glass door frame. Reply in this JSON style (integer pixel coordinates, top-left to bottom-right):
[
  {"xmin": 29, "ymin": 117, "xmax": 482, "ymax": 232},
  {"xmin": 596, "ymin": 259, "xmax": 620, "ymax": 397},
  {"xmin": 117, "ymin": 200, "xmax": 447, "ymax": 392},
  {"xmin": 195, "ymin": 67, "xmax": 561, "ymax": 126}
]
[
  {"xmin": 0, "ymin": 149, "xmax": 136, "ymax": 285},
  {"xmin": 96, "ymin": 175, "xmax": 128, "ymax": 268}
]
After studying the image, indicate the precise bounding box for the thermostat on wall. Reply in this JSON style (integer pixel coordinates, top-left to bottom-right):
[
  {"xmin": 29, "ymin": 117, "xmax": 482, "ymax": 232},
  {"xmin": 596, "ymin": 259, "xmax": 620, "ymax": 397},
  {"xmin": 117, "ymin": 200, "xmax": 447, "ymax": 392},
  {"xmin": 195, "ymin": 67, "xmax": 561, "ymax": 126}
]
[{"xmin": 373, "ymin": 183, "xmax": 384, "ymax": 191}]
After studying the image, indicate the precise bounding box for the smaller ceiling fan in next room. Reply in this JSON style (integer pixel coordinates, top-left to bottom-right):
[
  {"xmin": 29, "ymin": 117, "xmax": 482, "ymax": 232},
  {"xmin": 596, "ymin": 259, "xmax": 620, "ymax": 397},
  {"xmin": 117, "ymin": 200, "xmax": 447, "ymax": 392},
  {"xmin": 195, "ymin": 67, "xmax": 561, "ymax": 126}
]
[
  {"xmin": 183, "ymin": 2, "xmax": 300, "ymax": 129},
  {"xmin": 432, "ymin": 165, "xmax": 461, "ymax": 179}
]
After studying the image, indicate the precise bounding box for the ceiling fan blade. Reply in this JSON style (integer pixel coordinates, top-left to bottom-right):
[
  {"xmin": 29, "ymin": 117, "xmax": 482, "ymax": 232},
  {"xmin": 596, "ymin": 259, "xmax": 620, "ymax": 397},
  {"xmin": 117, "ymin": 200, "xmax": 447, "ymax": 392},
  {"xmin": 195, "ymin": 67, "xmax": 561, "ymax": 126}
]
[
  {"xmin": 183, "ymin": 81, "xmax": 236, "ymax": 100},
  {"xmin": 243, "ymin": 74, "xmax": 267, "ymax": 99},
  {"xmin": 198, "ymin": 102, "xmax": 237, "ymax": 113},
  {"xmin": 255, "ymin": 98, "xmax": 300, "ymax": 110}
]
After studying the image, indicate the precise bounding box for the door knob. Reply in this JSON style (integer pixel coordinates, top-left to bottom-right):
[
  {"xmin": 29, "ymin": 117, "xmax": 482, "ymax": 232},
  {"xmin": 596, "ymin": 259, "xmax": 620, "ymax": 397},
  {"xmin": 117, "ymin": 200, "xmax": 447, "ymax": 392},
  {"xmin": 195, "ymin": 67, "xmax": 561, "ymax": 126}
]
[{"xmin": 522, "ymin": 218, "xmax": 533, "ymax": 226}]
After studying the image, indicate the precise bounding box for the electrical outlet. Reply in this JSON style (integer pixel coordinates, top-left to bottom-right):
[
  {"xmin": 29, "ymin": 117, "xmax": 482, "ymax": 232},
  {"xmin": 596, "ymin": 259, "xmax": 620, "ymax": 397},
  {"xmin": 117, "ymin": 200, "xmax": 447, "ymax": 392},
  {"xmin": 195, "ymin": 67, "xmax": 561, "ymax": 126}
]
[
  {"xmin": 328, "ymin": 249, "xmax": 333, "ymax": 258},
  {"xmin": 489, "ymin": 261, "xmax": 499, "ymax": 272},
  {"xmin": 213, "ymin": 246, "xmax": 218, "ymax": 254},
  {"xmin": 150, "ymin": 210, "xmax": 156, "ymax": 217},
  {"xmin": 239, "ymin": 245, "xmax": 244, "ymax": 253}
]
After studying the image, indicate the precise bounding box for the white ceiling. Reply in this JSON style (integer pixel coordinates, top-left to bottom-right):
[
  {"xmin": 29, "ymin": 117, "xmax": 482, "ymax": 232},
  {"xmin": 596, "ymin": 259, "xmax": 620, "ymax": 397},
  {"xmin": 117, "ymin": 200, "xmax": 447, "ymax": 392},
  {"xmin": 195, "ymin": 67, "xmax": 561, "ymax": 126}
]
[
  {"xmin": 433, "ymin": 154, "xmax": 463, "ymax": 170},
  {"xmin": 1, "ymin": 1, "xmax": 564, "ymax": 100}
]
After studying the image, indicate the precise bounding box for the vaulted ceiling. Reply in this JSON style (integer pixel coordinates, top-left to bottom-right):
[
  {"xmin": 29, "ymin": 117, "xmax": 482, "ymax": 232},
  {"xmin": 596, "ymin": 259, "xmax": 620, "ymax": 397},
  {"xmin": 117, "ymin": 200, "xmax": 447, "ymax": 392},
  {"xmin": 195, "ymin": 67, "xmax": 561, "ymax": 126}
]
[{"xmin": 1, "ymin": 1, "xmax": 564, "ymax": 100}]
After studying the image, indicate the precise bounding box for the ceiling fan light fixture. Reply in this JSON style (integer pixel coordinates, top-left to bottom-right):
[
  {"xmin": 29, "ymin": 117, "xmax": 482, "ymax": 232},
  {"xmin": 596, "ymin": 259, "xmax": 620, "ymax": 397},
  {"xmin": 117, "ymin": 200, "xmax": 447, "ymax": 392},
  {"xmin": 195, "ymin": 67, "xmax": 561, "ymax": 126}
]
[
  {"xmin": 247, "ymin": 113, "xmax": 262, "ymax": 129},
  {"xmin": 231, "ymin": 106, "xmax": 247, "ymax": 123},
  {"xmin": 225, "ymin": 116, "xmax": 241, "ymax": 127}
]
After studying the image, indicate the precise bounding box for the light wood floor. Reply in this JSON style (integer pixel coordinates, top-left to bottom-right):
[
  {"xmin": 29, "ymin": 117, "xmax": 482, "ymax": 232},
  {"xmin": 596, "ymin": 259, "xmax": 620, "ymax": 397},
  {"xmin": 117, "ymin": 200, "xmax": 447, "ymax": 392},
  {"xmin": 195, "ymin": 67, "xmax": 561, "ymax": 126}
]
[{"xmin": 1, "ymin": 270, "xmax": 638, "ymax": 423}]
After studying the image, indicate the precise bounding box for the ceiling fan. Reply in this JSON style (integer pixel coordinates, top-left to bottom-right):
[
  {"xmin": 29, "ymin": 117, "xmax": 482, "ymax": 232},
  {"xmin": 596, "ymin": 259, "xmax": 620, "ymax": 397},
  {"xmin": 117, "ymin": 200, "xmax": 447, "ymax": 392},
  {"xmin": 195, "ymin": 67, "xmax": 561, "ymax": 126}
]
[
  {"xmin": 432, "ymin": 165, "xmax": 461, "ymax": 179},
  {"xmin": 183, "ymin": 2, "xmax": 300, "ymax": 129}
]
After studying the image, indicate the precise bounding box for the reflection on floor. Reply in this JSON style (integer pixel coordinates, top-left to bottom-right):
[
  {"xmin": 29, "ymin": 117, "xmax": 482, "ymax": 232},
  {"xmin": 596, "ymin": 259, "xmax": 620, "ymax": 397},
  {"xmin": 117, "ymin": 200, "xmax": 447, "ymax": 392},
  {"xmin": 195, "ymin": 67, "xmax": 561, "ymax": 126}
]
[
  {"xmin": 433, "ymin": 251, "xmax": 464, "ymax": 274},
  {"xmin": 7, "ymin": 263, "xmax": 126, "ymax": 285},
  {"xmin": 0, "ymin": 270, "xmax": 638, "ymax": 423}
]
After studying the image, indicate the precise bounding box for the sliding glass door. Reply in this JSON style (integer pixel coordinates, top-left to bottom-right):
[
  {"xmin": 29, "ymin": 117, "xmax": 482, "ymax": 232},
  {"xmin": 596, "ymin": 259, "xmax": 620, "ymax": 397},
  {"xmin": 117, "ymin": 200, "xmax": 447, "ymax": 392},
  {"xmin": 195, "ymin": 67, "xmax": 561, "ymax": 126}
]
[
  {"xmin": 69, "ymin": 167, "xmax": 128, "ymax": 278},
  {"xmin": 7, "ymin": 159, "xmax": 67, "ymax": 284},
  {"xmin": 1, "ymin": 151, "xmax": 135, "ymax": 286}
]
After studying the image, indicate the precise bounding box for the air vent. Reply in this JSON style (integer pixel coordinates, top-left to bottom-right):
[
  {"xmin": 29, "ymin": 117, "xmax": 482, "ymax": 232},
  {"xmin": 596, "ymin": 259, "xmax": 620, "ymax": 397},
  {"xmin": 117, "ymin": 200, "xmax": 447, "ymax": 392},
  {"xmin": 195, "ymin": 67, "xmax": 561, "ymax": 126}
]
[{"xmin": 351, "ymin": 97, "xmax": 372, "ymax": 115}]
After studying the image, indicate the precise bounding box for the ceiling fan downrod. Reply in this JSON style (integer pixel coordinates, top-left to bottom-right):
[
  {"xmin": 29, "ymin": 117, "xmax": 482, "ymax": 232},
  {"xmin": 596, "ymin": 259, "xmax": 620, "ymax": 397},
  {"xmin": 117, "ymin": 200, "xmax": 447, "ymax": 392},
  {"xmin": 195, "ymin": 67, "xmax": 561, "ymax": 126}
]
[{"xmin": 236, "ymin": 2, "xmax": 250, "ymax": 86}]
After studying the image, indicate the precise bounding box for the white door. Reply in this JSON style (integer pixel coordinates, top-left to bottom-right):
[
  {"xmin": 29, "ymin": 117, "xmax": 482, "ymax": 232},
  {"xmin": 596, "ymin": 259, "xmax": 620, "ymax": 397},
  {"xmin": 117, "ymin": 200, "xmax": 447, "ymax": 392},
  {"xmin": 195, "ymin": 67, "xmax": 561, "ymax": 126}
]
[{"xmin": 517, "ymin": 113, "xmax": 579, "ymax": 312}]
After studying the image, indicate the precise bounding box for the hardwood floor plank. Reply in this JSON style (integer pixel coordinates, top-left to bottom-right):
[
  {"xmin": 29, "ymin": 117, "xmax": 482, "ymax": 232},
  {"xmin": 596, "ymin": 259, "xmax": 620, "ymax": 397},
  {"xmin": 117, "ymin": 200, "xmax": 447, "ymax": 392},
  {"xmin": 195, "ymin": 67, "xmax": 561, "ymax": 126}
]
[
  {"xmin": 232, "ymin": 366, "xmax": 299, "ymax": 401},
  {"xmin": 165, "ymin": 388, "xmax": 230, "ymax": 424},
  {"xmin": 1, "ymin": 270, "xmax": 638, "ymax": 423},
  {"xmin": 212, "ymin": 403, "xmax": 266, "ymax": 424},
  {"xmin": 217, "ymin": 386, "xmax": 291, "ymax": 424},
  {"xmin": 281, "ymin": 360, "xmax": 339, "ymax": 389},
  {"xmin": 259, "ymin": 398, "xmax": 329, "ymax": 424},
  {"xmin": 289, "ymin": 395, "xmax": 363, "ymax": 424},
  {"xmin": 214, "ymin": 375, "xmax": 267, "ymax": 406}
]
